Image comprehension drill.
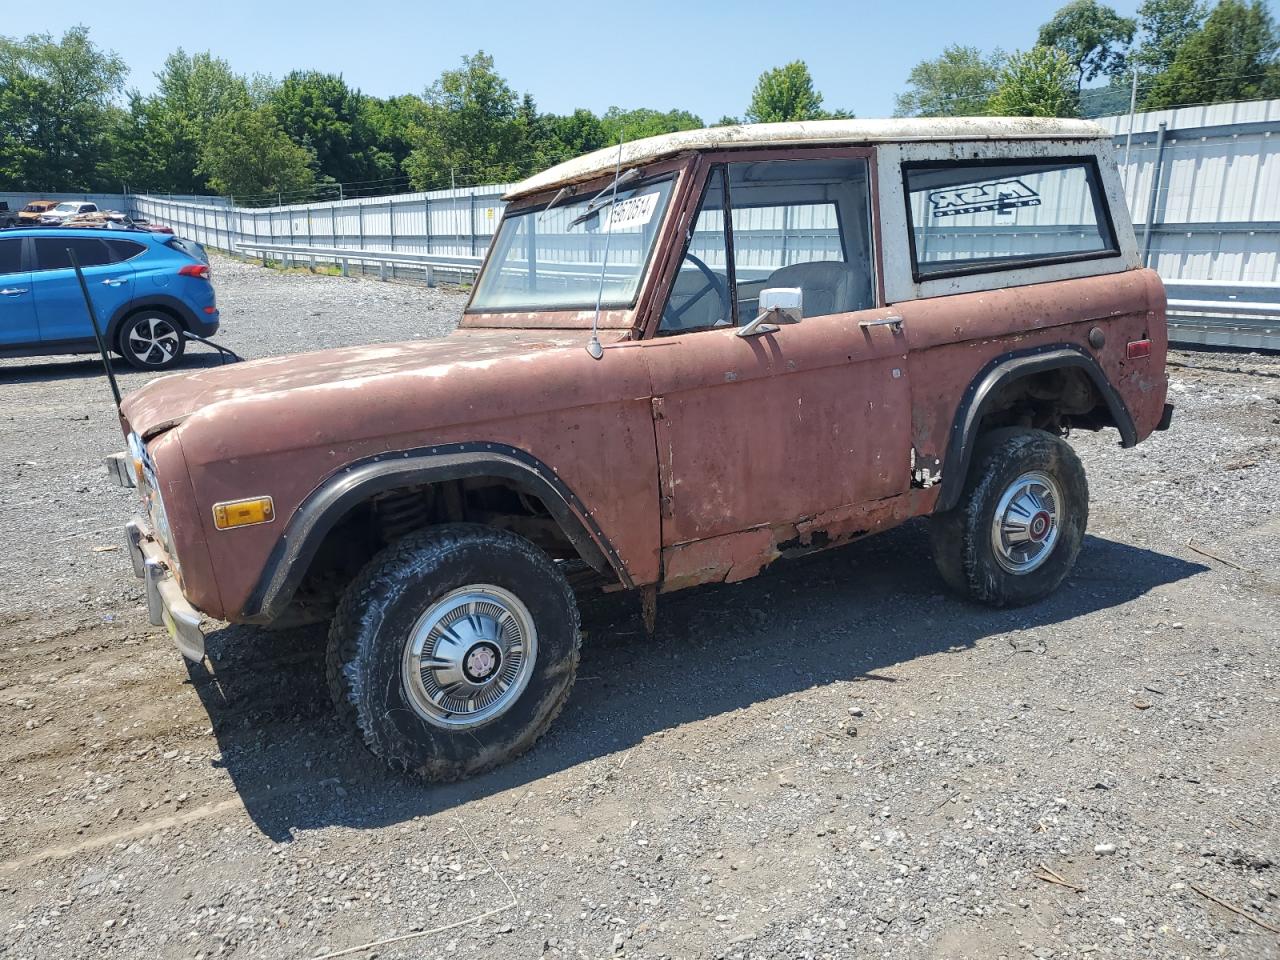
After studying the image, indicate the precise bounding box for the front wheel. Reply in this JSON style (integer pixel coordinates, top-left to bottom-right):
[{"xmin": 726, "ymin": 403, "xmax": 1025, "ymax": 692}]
[
  {"xmin": 929, "ymin": 428, "xmax": 1088, "ymax": 607},
  {"xmin": 326, "ymin": 524, "xmax": 581, "ymax": 781},
  {"xmin": 119, "ymin": 311, "xmax": 186, "ymax": 370}
]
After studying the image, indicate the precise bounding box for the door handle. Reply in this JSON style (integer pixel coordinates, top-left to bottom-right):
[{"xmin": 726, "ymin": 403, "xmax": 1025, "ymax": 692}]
[
  {"xmin": 101, "ymin": 278, "xmax": 126, "ymax": 287},
  {"xmin": 0, "ymin": 287, "xmax": 28, "ymax": 296},
  {"xmin": 859, "ymin": 315, "xmax": 904, "ymax": 332}
]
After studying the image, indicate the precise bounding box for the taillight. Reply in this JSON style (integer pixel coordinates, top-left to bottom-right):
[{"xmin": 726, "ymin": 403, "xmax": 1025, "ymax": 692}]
[
  {"xmin": 178, "ymin": 263, "xmax": 210, "ymax": 280},
  {"xmin": 1126, "ymin": 339, "xmax": 1152, "ymax": 360}
]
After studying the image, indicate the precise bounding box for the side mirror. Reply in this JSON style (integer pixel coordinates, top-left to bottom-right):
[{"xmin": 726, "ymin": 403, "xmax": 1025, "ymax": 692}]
[{"xmin": 736, "ymin": 287, "xmax": 803, "ymax": 338}]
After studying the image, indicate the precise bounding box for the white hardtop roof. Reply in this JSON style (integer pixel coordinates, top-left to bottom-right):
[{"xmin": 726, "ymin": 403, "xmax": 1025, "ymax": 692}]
[{"xmin": 506, "ymin": 116, "xmax": 1108, "ymax": 200}]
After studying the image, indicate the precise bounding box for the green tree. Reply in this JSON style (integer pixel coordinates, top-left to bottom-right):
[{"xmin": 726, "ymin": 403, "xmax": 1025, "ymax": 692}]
[
  {"xmin": 893, "ymin": 45, "xmax": 1005, "ymax": 116},
  {"xmin": 1037, "ymin": 0, "xmax": 1137, "ymax": 90},
  {"xmin": 362, "ymin": 93, "xmax": 427, "ymax": 183},
  {"xmin": 197, "ymin": 106, "xmax": 316, "ymax": 198},
  {"xmin": 0, "ymin": 25, "xmax": 126, "ymax": 191},
  {"xmin": 546, "ymin": 108, "xmax": 607, "ymax": 156},
  {"xmin": 1133, "ymin": 0, "xmax": 1208, "ymax": 74},
  {"xmin": 988, "ymin": 46, "xmax": 1081, "ymax": 117},
  {"xmin": 270, "ymin": 70, "xmax": 382, "ymax": 185},
  {"xmin": 744, "ymin": 60, "xmax": 852, "ymax": 122},
  {"xmin": 1144, "ymin": 0, "xmax": 1280, "ymax": 108},
  {"xmin": 143, "ymin": 50, "xmax": 255, "ymax": 193},
  {"xmin": 598, "ymin": 106, "xmax": 703, "ymax": 143},
  {"xmin": 403, "ymin": 51, "xmax": 530, "ymax": 189}
]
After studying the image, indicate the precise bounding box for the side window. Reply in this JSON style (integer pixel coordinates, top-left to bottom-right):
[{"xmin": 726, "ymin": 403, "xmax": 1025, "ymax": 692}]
[
  {"xmin": 33, "ymin": 237, "xmax": 112, "ymax": 271},
  {"xmin": 0, "ymin": 239, "xmax": 21, "ymax": 275},
  {"xmin": 659, "ymin": 156, "xmax": 875, "ymax": 334},
  {"xmin": 660, "ymin": 168, "xmax": 734, "ymax": 333},
  {"xmin": 727, "ymin": 158, "xmax": 874, "ymax": 318},
  {"xmin": 903, "ymin": 158, "xmax": 1118, "ymax": 280},
  {"xmin": 104, "ymin": 239, "xmax": 147, "ymax": 263}
]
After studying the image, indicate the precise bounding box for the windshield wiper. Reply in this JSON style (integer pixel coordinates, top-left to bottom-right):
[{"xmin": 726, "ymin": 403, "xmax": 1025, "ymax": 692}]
[
  {"xmin": 568, "ymin": 167, "xmax": 643, "ymax": 228},
  {"xmin": 538, "ymin": 185, "xmax": 572, "ymax": 223}
]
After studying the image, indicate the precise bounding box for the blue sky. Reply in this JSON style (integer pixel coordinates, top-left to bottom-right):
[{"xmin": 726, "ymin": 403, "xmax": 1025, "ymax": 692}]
[{"xmin": 14, "ymin": 0, "xmax": 1153, "ymax": 118}]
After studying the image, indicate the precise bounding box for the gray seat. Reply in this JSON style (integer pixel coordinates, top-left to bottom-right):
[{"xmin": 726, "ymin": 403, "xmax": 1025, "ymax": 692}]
[{"xmin": 765, "ymin": 261, "xmax": 868, "ymax": 317}]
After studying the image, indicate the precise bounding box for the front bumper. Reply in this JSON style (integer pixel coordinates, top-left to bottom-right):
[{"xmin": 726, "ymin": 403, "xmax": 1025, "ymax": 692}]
[{"xmin": 125, "ymin": 518, "xmax": 205, "ymax": 661}]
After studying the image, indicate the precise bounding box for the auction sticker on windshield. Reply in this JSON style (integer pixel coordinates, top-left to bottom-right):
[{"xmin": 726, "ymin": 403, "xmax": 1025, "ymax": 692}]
[{"xmin": 603, "ymin": 192, "xmax": 659, "ymax": 233}]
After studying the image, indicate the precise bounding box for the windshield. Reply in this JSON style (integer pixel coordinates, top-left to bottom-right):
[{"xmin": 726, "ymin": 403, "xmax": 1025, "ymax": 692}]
[
  {"xmin": 53, "ymin": 203, "xmax": 78, "ymax": 214},
  {"xmin": 469, "ymin": 175, "xmax": 675, "ymax": 312}
]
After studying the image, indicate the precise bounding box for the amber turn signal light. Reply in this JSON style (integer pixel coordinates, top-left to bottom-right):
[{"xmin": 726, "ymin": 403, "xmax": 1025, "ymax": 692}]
[{"xmin": 212, "ymin": 496, "xmax": 275, "ymax": 530}]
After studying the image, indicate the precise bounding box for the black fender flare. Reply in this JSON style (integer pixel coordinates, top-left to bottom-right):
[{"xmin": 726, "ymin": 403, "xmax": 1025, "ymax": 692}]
[
  {"xmin": 242, "ymin": 441, "xmax": 632, "ymax": 622},
  {"xmin": 107, "ymin": 295, "xmax": 200, "ymax": 346},
  {"xmin": 935, "ymin": 343, "xmax": 1136, "ymax": 513}
]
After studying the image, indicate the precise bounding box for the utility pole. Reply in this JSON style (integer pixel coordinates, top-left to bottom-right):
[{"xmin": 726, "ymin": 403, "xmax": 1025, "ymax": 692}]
[{"xmin": 1123, "ymin": 67, "xmax": 1139, "ymax": 192}]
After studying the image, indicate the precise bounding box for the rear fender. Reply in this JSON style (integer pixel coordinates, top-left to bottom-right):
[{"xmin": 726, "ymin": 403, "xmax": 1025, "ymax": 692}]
[{"xmin": 935, "ymin": 343, "xmax": 1136, "ymax": 513}]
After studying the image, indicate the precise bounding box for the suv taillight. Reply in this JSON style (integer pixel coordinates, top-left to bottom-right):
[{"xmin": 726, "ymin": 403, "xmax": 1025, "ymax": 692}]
[{"xmin": 178, "ymin": 264, "xmax": 210, "ymax": 280}]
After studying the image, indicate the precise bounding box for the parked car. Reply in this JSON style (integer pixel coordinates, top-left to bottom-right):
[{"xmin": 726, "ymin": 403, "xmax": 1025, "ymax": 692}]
[
  {"xmin": 128, "ymin": 217, "xmax": 175, "ymax": 236},
  {"xmin": 0, "ymin": 227, "xmax": 218, "ymax": 369},
  {"xmin": 39, "ymin": 201, "xmax": 99, "ymax": 225},
  {"xmin": 0, "ymin": 202, "xmax": 17, "ymax": 229},
  {"xmin": 17, "ymin": 200, "xmax": 58, "ymax": 226},
  {"xmin": 111, "ymin": 117, "xmax": 1172, "ymax": 781}
]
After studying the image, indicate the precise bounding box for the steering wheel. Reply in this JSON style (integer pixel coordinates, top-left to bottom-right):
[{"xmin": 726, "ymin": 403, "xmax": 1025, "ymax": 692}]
[{"xmin": 661, "ymin": 253, "xmax": 732, "ymax": 329}]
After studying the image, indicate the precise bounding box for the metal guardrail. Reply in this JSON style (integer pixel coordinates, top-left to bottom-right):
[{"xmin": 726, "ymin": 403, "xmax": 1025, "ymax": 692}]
[
  {"xmin": 234, "ymin": 240, "xmax": 485, "ymax": 285},
  {"xmin": 1164, "ymin": 279, "xmax": 1280, "ymax": 350}
]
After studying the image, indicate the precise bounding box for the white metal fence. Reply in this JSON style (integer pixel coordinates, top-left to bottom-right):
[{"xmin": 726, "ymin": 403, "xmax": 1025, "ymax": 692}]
[{"xmin": 130, "ymin": 186, "xmax": 511, "ymax": 282}]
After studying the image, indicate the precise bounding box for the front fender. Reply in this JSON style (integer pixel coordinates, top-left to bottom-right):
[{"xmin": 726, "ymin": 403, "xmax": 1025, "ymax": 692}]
[{"xmin": 242, "ymin": 442, "xmax": 632, "ymax": 622}]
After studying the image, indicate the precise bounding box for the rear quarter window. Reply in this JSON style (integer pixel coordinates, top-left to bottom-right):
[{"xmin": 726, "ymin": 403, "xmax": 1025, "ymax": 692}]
[
  {"xmin": 104, "ymin": 239, "xmax": 147, "ymax": 263},
  {"xmin": 903, "ymin": 158, "xmax": 1118, "ymax": 281}
]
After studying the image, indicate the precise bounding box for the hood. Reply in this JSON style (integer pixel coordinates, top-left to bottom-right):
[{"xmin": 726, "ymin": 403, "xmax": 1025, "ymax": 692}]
[{"xmin": 121, "ymin": 328, "xmax": 615, "ymax": 439}]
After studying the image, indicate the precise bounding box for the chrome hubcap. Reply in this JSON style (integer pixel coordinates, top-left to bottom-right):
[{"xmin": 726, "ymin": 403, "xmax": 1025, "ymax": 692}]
[
  {"xmin": 401, "ymin": 585, "xmax": 537, "ymax": 729},
  {"xmin": 990, "ymin": 470, "xmax": 1063, "ymax": 575},
  {"xmin": 128, "ymin": 317, "xmax": 180, "ymax": 365}
]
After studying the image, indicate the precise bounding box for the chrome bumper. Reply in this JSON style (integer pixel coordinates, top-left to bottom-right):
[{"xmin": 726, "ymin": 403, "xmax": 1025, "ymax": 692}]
[{"xmin": 125, "ymin": 518, "xmax": 205, "ymax": 661}]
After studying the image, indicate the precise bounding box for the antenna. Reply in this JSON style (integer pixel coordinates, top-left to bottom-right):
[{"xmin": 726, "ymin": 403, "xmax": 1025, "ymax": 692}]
[{"xmin": 586, "ymin": 136, "xmax": 626, "ymax": 361}]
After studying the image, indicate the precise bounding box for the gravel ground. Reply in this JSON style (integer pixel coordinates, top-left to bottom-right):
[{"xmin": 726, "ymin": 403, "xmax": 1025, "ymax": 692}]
[{"xmin": 0, "ymin": 255, "xmax": 1276, "ymax": 960}]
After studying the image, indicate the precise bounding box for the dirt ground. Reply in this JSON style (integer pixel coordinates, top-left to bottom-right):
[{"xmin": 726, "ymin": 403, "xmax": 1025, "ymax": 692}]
[{"xmin": 0, "ymin": 256, "xmax": 1277, "ymax": 960}]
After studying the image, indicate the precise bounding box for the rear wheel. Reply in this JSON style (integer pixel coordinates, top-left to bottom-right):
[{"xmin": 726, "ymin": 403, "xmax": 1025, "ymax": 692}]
[
  {"xmin": 929, "ymin": 428, "xmax": 1088, "ymax": 607},
  {"xmin": 326, "ymin": 524, "xmax": 581, "ymax": 781},
  {"xmin": 119, "ymin": 311, "xmax": 185, "ymax": 370}
]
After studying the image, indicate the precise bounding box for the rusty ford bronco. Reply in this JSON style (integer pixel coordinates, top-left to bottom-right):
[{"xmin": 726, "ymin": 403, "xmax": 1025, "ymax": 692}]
[{"xmin": 111, "ymin": 117, "xmax": 1173, "ymax": 780}]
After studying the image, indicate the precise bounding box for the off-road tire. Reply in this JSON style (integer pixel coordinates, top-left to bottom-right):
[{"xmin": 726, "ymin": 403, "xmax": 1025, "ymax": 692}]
[
  {"xmin": 326, "ymin": 523, "xmax": 581, "ymax": 781},
  {"xmin": 118, "ymin": 310, "xmax": 186, "ymax": 370},
  {"xmin": 929, "ymin": 428, "xmax": 1088, "ymax": 607}
]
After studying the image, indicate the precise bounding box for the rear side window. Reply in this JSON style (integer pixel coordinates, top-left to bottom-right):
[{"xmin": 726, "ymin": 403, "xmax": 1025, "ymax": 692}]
[
  {"xmin": 104, "ymin": 239, "xmax": 147, "ymax": 263},
  {"xmin": 33, "ymin": 237, "xmax": 113, "ymax": 271},
  {"xmin": 903, "ymin": 158, "xmax": 1118, "ymax": 281},
  {"xmin": 0, "ymin": 239, "xmax": 21, "ymax": 275}
]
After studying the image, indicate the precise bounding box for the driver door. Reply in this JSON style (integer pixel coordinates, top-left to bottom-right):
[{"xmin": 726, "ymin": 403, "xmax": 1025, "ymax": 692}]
[{"xmin": 639, "ymin": 154, "xmax": 914, "ymax": 582}]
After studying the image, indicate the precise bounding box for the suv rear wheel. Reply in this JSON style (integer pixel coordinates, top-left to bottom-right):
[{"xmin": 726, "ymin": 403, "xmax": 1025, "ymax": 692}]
[
  {"xmin": 929, "ymin": 428, "xmax": 1088, "ymax": 607},
  {"xmin": 119, "ymin": 310, "xmax": 186, "ymax": 370},
  {"xmin": 326, "ymin": 524, "xmax": 581, "ymax": 781}
]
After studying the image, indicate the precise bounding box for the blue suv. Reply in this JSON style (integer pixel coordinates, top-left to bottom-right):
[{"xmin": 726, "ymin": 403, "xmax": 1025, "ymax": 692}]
[{"xmin": 0, "ymin": 228, "xmax": 220, "ymax": 370}]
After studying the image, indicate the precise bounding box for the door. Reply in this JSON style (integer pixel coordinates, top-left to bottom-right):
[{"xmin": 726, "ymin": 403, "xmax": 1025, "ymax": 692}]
[
  {"xmin": 641, "ymin": 155, "xmax": 913, "ymax": 556},
  {"xmin": 31, "ymin": 235, "xmax": 138, "ymax": 345},
  {"xmin": 0, "ymin": 237, "xmax": 37, "ymax": 346}
]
